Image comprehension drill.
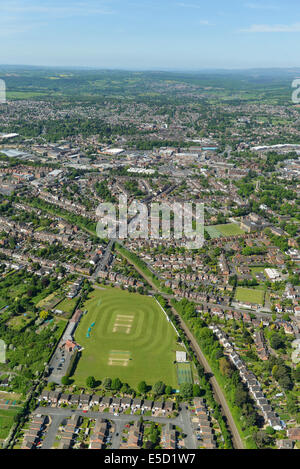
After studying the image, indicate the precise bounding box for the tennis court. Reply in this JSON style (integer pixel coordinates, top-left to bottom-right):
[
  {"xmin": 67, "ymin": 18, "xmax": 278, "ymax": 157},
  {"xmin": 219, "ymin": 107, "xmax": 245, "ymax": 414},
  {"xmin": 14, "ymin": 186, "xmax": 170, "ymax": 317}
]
[{"xmin": 177, "ymin": 362, "xmax": 193, "ymax": 385}]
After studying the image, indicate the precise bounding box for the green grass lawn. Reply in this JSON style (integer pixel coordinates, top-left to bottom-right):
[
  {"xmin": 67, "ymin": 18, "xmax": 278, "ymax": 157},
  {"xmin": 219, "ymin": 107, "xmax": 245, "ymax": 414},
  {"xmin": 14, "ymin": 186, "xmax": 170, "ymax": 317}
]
[
  {"xmin": 215, "ymin": 223, "xmax": 245, "ymax": 236},
  {"xmin": 205, "ymin": 223, "xmax": 245, "ymax": 238},
  {"xmin": 235, "ymin": 287, "xmax": 265, "ymax": 306},
  {"xmin": 56, "ymin": 297, "xmax": 78, "ymax": 314},
  {"xmin": 205, "ymin": 226, "xmax": 221, "ymax": 239},
  {"xmin": 250, "ymin": 267, "xmax": 266, "ymax": 275},
  {"xmin": 74, "ymin": 288, "xmax": 183, "ymax": 389},
  {"xmin": 0, "ymin": 408, "xmax": 18, "ymax": 440}
]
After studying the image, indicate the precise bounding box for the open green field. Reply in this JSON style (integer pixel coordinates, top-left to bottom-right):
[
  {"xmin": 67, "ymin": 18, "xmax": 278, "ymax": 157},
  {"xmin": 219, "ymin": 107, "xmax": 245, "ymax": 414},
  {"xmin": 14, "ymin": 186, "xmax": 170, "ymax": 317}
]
[
  {"xmin": 206, "ymin": 223, "xmax": 245, "ymax": 238},
  {"xmin": 235, "ymin": 287, "xmax": 265, "ymax": 306},
  {"xmin": 74, "ymin": 288, "xmax": 183, "ymax": 389},
  {"xmin": 215, "ymin": 223, "xmax": 245, "ymax": 236},
  {"xmin": 216, "ymin": 223, "xmax": 245, "ymax": 236},
  {"xmin": 0, "ymin": 408, "xmax": 18, "ymax": 440},
  {"xmin": 205, "ymin": 226, "xmax": 222, "ymax": 239}
]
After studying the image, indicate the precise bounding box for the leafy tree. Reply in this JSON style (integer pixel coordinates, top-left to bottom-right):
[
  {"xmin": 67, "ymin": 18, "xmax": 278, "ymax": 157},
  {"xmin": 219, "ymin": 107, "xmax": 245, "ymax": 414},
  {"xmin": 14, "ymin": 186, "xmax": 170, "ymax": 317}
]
[
  {"xmin": 219, "ymin": 357, "xmax": 233, "ymax": 377},
  {"xmin": 86, "ymin": 376, "xmax": 96, "ymax": 388},
  {"xmin": 121, "ymin": 383, "xmax": 130, "ymax": 394},
  {"xmin": 292, "ymin": 366, "xmax": 300, "ymax": 383},
  {"xmin": 61, "ymin": 375, "xmax": 71, "ymax": 386},
  {"xmin": 253, "ymin": 430, "xmax": 274, "ymax": 449},
  {"xmin": 138, "ymin": 381, "xmax": 148, "ymax": 394},
  {"xmin": 39, "ymin": 310, "xmax": 49, "ymax": 321},
  {"xmin": 180, "ymin": 383, "xmax": 193, "ymax": 399},
  {"xmin": 152, "ymin": 381, "xmax": 166, "ymax": 396},
  {"xmin": 272, "ymin": 362, "xmax": 293, "ymax": 390},
  {"xmin": 265, "ymin": 426, "xmax": 276, "ymax": 436},
  {"xmin": 111, "ymin": 377, "xmax": 122, "ymax": 391},
  {"xmin": 103, "ymin": 377, "xmax": 112, "ymax": 389},
  {"xmin": 270, "ymin": 334, "xmax": 285, "ymax": 350},
  {"xmin": 193, "ymin": 384, "xmax": 202, "ymax": 397},
  {"xmin": 234, "ymin": 385, "xmax": 248, "ymax": 408}
]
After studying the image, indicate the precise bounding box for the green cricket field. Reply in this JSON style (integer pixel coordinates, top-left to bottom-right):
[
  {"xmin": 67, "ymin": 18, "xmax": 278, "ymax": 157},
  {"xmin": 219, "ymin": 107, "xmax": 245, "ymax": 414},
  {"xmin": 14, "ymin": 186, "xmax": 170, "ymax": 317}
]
[{"xmin": 73, "ymin": 288, "xmax": 184, "ymax": 388}]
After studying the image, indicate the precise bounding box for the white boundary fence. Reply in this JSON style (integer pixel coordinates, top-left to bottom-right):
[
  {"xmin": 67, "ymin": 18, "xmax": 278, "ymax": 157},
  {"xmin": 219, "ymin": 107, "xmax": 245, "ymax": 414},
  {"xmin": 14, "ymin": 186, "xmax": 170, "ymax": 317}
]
[{"xmin": 154, "ymin": 297, "xmax": 180, "ymax": 336}]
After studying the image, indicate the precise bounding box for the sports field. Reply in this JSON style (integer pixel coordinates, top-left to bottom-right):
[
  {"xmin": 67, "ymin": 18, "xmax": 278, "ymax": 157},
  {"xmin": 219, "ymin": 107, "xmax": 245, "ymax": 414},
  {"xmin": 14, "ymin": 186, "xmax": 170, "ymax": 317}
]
[
  {"xmin": 74, "ymin": 288, "xmax": 183, "ymax": 388},
  {"xmin": 206, "ymin": 223, "xmax": 245, "ymax": 239},
  {"xmin": 215, "ymin": 223, "xmax": 245, "ymax": 236},
  {"xmin": 235, "ymin": 287, "xmax": 265, "ymax": 306}
]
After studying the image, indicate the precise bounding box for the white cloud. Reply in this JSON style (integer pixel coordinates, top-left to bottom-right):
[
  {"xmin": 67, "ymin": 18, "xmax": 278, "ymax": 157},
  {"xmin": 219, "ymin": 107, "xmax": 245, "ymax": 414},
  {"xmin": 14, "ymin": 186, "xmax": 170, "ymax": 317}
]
[
  {"xmin": 0, "ymin": 1, "xmax": 115, "ymax": 37},
  {"xmin": 176, "ymin": 3, "xmax": 214, "ymax": 25},
  {"xmin": 176, "ymin": 2, "xmax": 202, "ymax": 9},
  {"xmin": 244, "ymin": 2, "xmax": 280, "ymax": 10},
  {"xmin": 0, "ymin": 1, "xmax": 115, "ymax": 18},
  {"xmin": 199, "ymin": 20, "xmax": 215, "ymax": 26},
  {"xmin": 240, "ymin": 22, "xmax": 300, "ymax": 32},
  {"xmin": 0, "ymin": 17, "xmax": 45, "ymax": 37}
]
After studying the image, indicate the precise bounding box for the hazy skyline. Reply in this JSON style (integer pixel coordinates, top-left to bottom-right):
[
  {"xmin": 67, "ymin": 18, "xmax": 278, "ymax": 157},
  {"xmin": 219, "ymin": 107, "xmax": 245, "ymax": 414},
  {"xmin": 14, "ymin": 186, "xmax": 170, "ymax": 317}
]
[{"xmin": 1, "ymin": 0, "xmax": 300, "ymax": 69}]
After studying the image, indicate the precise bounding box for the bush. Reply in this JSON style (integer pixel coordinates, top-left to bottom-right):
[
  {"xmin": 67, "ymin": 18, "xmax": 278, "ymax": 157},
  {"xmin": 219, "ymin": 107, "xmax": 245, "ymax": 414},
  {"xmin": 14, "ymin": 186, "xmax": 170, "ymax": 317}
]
[{"xmin": 61, "ymin": 375, "xmax": 71, "ymax": 386}]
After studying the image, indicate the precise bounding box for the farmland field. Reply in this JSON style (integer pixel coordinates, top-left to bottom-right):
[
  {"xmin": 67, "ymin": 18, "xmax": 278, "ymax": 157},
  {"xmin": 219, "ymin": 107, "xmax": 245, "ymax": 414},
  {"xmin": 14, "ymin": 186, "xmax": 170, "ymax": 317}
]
[
  {"xmin": 73, "ymin": 288, "xmax": 183, "ymax": 389},
  {"xmin": 235, "ymin": 287, "xmax": 265, "ymax": 306}
]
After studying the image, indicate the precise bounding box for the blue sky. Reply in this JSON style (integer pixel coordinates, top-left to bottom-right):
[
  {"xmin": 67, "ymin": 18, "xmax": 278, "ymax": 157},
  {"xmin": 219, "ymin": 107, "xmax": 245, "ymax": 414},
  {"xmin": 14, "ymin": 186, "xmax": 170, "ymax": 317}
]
[{"xmin": 1, "ymin": 0, "xmax": 300, "ymax": 69}]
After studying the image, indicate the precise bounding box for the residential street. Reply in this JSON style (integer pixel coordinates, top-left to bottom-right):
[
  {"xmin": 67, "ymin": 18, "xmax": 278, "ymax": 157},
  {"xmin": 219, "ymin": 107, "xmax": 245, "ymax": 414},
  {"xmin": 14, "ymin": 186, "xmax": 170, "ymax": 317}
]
[
  {"xmin": 41, "ymin": 414, "xmax": 64, "ymax": 449},
  {"xmin": 34, "ymin": 406, "xmax": 197, "ymax": 450}
]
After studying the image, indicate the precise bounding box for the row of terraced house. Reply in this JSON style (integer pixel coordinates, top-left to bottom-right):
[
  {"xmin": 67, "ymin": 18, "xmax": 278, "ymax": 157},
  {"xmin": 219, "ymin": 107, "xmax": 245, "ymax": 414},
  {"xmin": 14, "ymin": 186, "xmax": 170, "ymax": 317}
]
[
  {"xmin": 209, "ymin": 325, "xmax": 284, "ymax": 431},
  {"xmin": 39, "ymin": 392, "xmax": 175, "ymax": 415}
]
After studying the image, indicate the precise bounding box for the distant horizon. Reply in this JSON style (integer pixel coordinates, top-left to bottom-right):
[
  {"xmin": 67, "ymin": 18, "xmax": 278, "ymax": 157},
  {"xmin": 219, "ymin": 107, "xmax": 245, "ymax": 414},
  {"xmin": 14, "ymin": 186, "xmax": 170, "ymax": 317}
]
[{"xmin": 1, "ymin": 64, "xmax": 300, "ymax": 74}]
